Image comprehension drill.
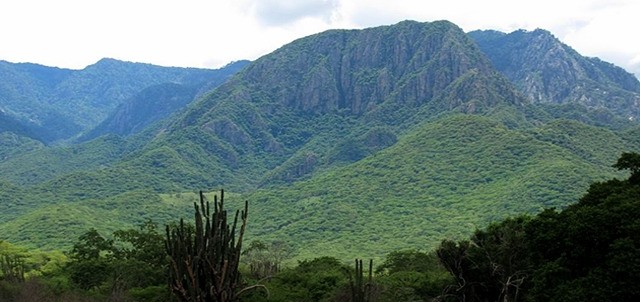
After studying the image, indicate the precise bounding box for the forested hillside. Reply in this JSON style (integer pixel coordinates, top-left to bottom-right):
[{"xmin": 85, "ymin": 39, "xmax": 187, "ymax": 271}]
[
  {"xmin": 0, "ymin": 59, "xmax": 246, "ymax": 143},
  {"xmin": 1, "ymin": 154, "xmax": 638, "ymax": 301},
  {"xmin": 0, "ymin": 19, "xmax": 639, "ymax": 274}
]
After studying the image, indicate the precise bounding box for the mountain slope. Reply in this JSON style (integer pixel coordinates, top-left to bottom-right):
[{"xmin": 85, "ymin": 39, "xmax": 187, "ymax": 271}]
[
  {"xmin": 469, "ymin": 29, "xmax": 640, "ymax": 122},
  {"xmin": 0, "ymin": 135, "xmax": 128, "ymax": 185},
  {"xmin": 147, "ymin": 20, "xmax": 526, "ymax": 189},
  {"xmin": 0, "ymin": 61, "xmax": 248, "ymax": 185},
  {"xmin": 0, "ymin": 132, "xmax": 43, "ymax": 162},
  {"xmin": 3, "ymin": 114, "xmax": 634, "ymax": 253},
  {"xmin": 246, "ymin": 114, "xmax": 630, "ymax": 259},
  {"xmin": 49, "ymin": 58, "xmax": 217, "ymax": 129},
  {"xmin": 0, "ymin": 59, "xmax": 234, "ymax": 142},
  {"xmin": 1, "ymin": 20, "xmax": 639, "ymax": 259},
  {"xmin": 79, "ymin": 83, "xmax": 198, "ymax": 141},
  {"xmin": 78, "ymin": 60, "xmax": 250, "ymax": 141},
  {"xmin": 0, "ymin": 110, "xmax": 43, "ymax": 141}
]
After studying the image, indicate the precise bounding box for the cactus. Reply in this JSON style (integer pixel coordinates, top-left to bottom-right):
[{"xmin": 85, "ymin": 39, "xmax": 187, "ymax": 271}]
[
  {"xmin": 165, "ymin": 190, "xmax": 248, "ymax": 302},
  {"xmin": 0, "ymin": 253, "xmax": 25, "ymax": 283},
  {"xmin": 350, "ymin": 259, "xmax": 374, "ymax": 302}
]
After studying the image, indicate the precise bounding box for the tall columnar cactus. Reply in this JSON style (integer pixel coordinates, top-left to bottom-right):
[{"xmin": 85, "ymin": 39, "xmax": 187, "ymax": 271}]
[
  {"xmin": 0, "ymin": 253, "xmax": 25, "ymax": 283},
  {"xmin": 165, "ymin": 190, "xmax": 248, "ymax": 302},
  {"xmin": 350, "ymin": 259, "xmax": 374, "ymax": 302}
]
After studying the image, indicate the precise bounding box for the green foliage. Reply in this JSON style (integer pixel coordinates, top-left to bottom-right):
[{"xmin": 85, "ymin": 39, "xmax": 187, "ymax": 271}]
[
  {"xmin": 374, "ymin": 250, "xmax": 452, "ymax": 301},
  {"xmin": 527, "ymin": 119, "xmax": 630, "ymax": 166},
  {"xmin": 242, "ymin": 240, "xmax": 291, "ymax": 280},
  {"xmin": 437, "ymin": 216, "xmax": 532, "ymax": 301},
  {"xmin": 0, "ymin": 132, "xmax": 43, "ymax": 162},
  {"xmin": 613, "ymin": 151, "xmax": 640, "ymax": 183},
  {"xmin": 254, "ymin": 257, "xmax": 350, "ymax": 302},
  {"xmin": 0, "ymin": 241, "xmax": 67, "ymax": 280},
  {"xmin": 525, "ymin": 166, "xmax": 640, "ymax": 301},
  {"xmin": 1, "ymin": 113, "xmax": 635, "ymax": 260},
  {"xmin": 0, "ymin": 240, "xmax": 72, "ymax": 301},
  {"xmin": 63, "ymin": 221, "xmax": 170, "ymax": 300},
  {"xmin": 1, "ymin": 253, "xmax": 25, "ymax": 283},
  {"xmin": 0, "ymin": 134, "xmax": 128, "ymax": 185},
  {"xmin": 435, "ymin": 152, "xmax": 640, "ymax": 301},
  {"xmin": 69, "ymin": 229, "xmax": 114, "ymax": 261},
  {"xmin": 246, "ymin": 114, "xmax": 628, "ymax": 260}
]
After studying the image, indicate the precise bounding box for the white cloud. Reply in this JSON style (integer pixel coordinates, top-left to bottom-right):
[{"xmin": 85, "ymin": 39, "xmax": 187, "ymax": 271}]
[
  {"xmin": 0, "ymin": 0, "xmax": 638, "ymax": 78},
  {"xmin": 239, "ymin": 0, "xmax": 340, "ymax": 26}
]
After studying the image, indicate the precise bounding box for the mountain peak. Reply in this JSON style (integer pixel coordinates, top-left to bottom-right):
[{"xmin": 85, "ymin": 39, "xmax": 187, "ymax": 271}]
[
  {"xmin": 469, "ymin": 28, "xmax": 640, "ymax": 121},
  {"xmin": 229, "ymin": 19, "xmax": 507, "ymax": 117},
  {"xmin": 164, "ymin": 19, "xmax": 526, "ymax": 187}
]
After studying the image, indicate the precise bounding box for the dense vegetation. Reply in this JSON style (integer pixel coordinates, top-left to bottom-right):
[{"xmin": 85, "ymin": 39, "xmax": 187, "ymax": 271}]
[
  {"xmin": 0, "ymin": 114, "xmax": 635, "ymax": 254},
  {"xmin": 0, "ymin": 59, "xmax": 247, "ymax": 143},
  {"xmin": 1, "ymin": 20, "xmax": 639, "ymax": 260},
  {"xmin": 1, "ymin": 153, "xmax": 638, "ymax": 301},
  {"xmin": 1, "ymin": 19, "xmax": 640, "ymax": 301},
  {"xmin": 436, "ymin": 152, "xmax": 640, "ymax": 301}
]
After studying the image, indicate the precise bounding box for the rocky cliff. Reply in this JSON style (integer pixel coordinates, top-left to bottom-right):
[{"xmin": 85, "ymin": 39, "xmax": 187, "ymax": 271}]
[{"xmin": 470, "ymin": 29, "xmax": 640, "ymax": 121}]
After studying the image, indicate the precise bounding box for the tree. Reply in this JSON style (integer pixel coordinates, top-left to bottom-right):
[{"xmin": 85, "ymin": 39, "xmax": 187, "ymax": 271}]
[
  {"xmin": 273, "ymin": 256, "xmax": 350, "ymax": 302},
  {"xmin": 111, "ymin": 220, "xmax": 168, "ymax": 298},
  {"xmin": 436, "ymin": 216, "xmax": 532, "ymax": 302},
  {"xmin": 65, "ymin": 222, "xmax": 170, "ymax": 299},
  {"xmin": 435, "ymin": 152, "xmax": 640, "ymax": 301},
  {"xmin": 0, "ymin": 253, "xmax": 25, "ymax": 283},
  {"xmin": 68, "ymin": 228, "xmax": 114, "ymax": 261},
  {"xmin": 243, "ymin": 240, "xmax": 291, "ymax": 280},
  {"xmin": 375, "ymin": 250, "xmax": 452, "ymax": 301},
  {"xmin": 65, "ymin": 229, "xmax": 114, "ymax": 290},
  {"xmin": 526, "ymin": 153, "xmax": 640, "ymax": 301},
  {"xmin": 613, "ymin": 151, "xmax": 640, "ymax": 184}
]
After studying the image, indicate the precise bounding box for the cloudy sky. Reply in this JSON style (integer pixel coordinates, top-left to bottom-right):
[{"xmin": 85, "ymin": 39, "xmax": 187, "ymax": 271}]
[{"xmin": 1, "ymin": 0, "xmax": 638, "ymax": 77}]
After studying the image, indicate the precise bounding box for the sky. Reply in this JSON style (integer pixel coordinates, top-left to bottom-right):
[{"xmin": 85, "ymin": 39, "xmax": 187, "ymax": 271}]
[{"xmin": 1, "ymin": 0, "xmax": 638, "ymax": 77}]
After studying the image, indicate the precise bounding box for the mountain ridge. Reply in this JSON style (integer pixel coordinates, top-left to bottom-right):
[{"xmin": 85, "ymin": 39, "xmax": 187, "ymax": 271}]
[
  {"xmin": 0, "ymin": 20, "xmax": 639, "ymax": 259},
  {"xmin": 152, "ymin": 20, "xmax": 529, "ymax": 190},
  {"xmin": 469, "ymin": 28, "xmax": 640, "ymax": 121},
  {"xmin": 0, "ymin": 58, "xmax": 245, "ymax": 143}
]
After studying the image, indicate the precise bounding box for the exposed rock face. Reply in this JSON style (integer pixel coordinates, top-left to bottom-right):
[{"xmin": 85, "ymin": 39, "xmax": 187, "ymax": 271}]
[
  {"xmin": 470, "ymin": 29, "xmax": 640, "ymax": 120},
  {"xmin": 239, "ymin": 20, "xmax": 516, "ymax": 116},
  {"xmin": 164, "ymin": 20, "xmax": 527, "ymax": 187}
]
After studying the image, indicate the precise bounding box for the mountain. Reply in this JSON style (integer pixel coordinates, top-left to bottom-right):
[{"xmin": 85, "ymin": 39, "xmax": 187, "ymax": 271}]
[
  {"xmin": 0, "ymin": 59, "xmax": 244, "ymax": 143},
  {"xmin": 78, "ymin": 60, "xmax": 250, "ymax": 141},
  {"xmin": 0, "ymin": 60, "xmax": 248, "ymax": 185},
  {"xmin": 246, "ymin": 115, "xmax": 630, "ymax": 259},
  {"xmin": 78, "ymin": 83, "xmax": 197, "ymax": 141},
  {"xmin": 469, "ymin": 29, "xmax": 640, "ymax": 122},
  {"xmin": 1, "ymin": 20, "xmax": 639, "ymax": 258},
  {"xmin": 150, "ymin": 20, "xmax": 527, "ymax": 189}
]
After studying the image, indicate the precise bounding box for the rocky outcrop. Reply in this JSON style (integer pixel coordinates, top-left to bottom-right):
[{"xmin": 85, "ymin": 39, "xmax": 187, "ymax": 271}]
[
  {"xmin": 470, "ymin": 29, "xmax": 640, "ymax": 121},
  {"xmin": 240, "ymin": 20, "xmax": 513, "ymax": 116}
]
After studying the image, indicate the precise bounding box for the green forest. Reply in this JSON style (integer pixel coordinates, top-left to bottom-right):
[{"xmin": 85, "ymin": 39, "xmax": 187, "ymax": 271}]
[
  {"xmin": 1, "ymin": 152, "xmax": 638, "ymax": 301},
  {"xmin": 2, "ymin": 20, "xmax": 640, "ymax": 301}
]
